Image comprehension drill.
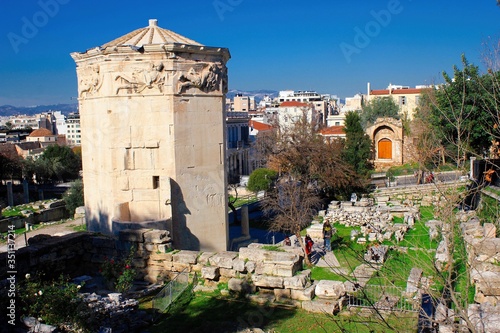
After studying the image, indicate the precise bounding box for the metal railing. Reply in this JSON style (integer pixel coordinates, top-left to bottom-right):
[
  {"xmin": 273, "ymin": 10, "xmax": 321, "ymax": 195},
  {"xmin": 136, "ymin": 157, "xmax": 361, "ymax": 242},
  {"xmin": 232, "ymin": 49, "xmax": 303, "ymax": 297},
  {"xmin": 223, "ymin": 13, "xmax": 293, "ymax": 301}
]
[
  {"xmin": 347, "ymin": 284, "xmax": 418, "ymax": 312},
  {"xmin": 152, "ymin": 269, "xmax": 192, "ymax": 314}
]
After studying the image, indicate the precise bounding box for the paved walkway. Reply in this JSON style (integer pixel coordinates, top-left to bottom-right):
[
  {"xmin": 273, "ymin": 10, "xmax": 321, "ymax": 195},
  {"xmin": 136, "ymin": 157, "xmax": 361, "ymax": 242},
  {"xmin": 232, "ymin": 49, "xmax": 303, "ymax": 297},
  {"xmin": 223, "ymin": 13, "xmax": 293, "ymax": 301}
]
[{"xmin": 0, "ymin": 218, "xmax": 84, "ymax": 253}]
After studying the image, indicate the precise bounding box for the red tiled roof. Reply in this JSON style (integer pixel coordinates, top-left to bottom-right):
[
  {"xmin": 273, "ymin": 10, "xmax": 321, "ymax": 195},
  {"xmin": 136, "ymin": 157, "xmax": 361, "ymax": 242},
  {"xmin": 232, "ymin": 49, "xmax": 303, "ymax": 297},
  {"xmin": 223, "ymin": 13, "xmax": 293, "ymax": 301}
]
[
  {"xmin": 28, "ymin": 128, "xmax": 53, "ymax": 137},
  {"xmin": 391, "ymin": 88, "xmax": 424, "ymax": 94},
  {"xmin": 370, "ymin": 89, "xmax": 390, "ymax": 95},
  {"xmin": 279, "ymin": 101, "xmax": 309, "ymax": 107},
  {"xmin": 370, "ymin": 88, "xmax": 424, "ymax": 95},
  {"xmin": 320, "ymin": 126, "xmax": 345, "ymax": 136},
  {"xmin": 249, "ymin": 120, "xmax": 273, "ymax": 131}
]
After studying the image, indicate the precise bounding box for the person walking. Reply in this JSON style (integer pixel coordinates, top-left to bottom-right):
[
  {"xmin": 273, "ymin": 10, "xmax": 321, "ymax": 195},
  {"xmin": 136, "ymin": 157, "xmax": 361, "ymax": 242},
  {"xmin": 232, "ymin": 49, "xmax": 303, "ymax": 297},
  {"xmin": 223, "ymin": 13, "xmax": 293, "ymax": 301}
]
[{"xmin": 322, "ymin": 221, "xmax": 333, "ymax": 251}]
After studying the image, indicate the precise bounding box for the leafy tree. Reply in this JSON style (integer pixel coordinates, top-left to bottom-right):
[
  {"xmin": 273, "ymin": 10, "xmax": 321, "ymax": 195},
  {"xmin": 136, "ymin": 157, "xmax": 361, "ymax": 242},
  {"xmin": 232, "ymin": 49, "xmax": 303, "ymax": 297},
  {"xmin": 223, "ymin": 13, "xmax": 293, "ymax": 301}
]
[
  {"xmin": 63, "ymin": 179, "xmax": 84, "ymax": 215},
  {"xmin": 0, "ymin": 153, "xmax": 22, "ymax": 181},
  {"xmin": 342, "ymin": 111, "xmax": 374, "ymax": 177},
  {"xmin": 21, "ymin": 145, "xmax": 81, "ymax": 183},
  {"xmin": 420, "ymin": 55, "xmax": 494, "ymax": 167},
  {"xmin": 247, "ymin": 168, "xmax": 277, "ymax": 192},
  {"xmin": 360, "ymin": 96, "xmax": 400, "ymax": 128}
]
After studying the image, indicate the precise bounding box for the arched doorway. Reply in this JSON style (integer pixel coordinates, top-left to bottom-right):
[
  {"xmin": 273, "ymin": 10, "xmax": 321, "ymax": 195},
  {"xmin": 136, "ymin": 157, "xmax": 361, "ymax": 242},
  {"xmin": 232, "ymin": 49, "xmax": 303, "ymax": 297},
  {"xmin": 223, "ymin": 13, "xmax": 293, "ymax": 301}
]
[{"xmin": 378, "ymin": 138, "xmax": 392, "ymax": 159}]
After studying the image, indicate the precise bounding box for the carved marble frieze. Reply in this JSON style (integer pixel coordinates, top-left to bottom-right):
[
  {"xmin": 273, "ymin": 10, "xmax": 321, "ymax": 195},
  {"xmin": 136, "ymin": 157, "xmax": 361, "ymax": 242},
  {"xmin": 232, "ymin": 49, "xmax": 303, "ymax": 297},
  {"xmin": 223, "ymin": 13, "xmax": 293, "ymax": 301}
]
[
  {"xmin": 78, "ymin": 65, "xmax": 103, "ymax": 98},
  {"xmin": 114, "ymin": 62, "xmax": 167, "ymax": 95},
  {"xmin": 176, "ymin": 63, "xmax": 227, "ymax": 95}
]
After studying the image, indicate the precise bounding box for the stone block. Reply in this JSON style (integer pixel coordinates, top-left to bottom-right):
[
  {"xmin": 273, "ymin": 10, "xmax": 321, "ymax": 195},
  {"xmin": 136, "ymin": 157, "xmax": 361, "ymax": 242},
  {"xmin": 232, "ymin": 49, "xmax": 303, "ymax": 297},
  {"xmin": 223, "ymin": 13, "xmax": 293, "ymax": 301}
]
[
  {"xmin": 252, "ymin": 275, "xmax": 284, "ymax": 288},
  {"xmin": 274, "ymin": 288, "xmax": 291, "ymax": 301},
  {"xmin": 284, "ymin": 270, "xmax": 310, "ymax": 290},
  {"xmin": 219, "ymin": 268, "xmax": 238, "ymax": 278},
  {"xmin": 302, "ymin": 299, "xmax": 339, "ymax": 314},
  {"xmin": 247, "ymin": 293, "xmax": 275, "ymax": 305},
  {"xmin": 171, "ymin": 262, "xmax": 191, "ymax": 272},
  {"xmin": 198, "ymin": 252, "xmax": 215, "ymax": 265},
  {"xmin": 484, "ymin": 223, "xmax": 497, "ymax": 238},
  {"xmin": 201, "ymin": 266, "xmax": 220, "ymax": 280},
  {"xmin": 157, "ymin": 243, "xmax": 173, "ymax": 253},
  {"xmin": 315, "ymin": 280, "xmax": 346, "ymax": 300},
  {"xmin": 173, "ymin": 250, "xmax": 199, "ymax": 264},
  {"xmin": 255, "ymin": 262, "xmax": 275, "ymax": 276},
  {"xmin": 406, "ymin": 267, "xmax": 423, "ymax": 294},
  {"xmin": 144, "ymin": 229, "xmax": 170, "ymax": 244},
  {"xmin": 245, "ymin": 260, "xmax": 256, "ymax": 273},
  {"xmin": 290, "ymin": 283, "xmax": 316, "ymax": 301},
  {"xmin": 209, "ymin": 251, "xmax": 238, "ymax": 269},
  {"xmin": 239, "ymin": 246, "xmax": 266, "ymax": 262},
  {"xmin": 232, "ymin": 258, "xmax": 246, "ymax": 272},
  {"xmin": 228, "ymin": 278, "xmax": 255, "ymax": 294},
  {"xmin": 191, "ymin": 264, "xmax": 203, "ymax": 272},
  {"xmin": 149, "ymin": 252, "xmax": 173, "ymax": 262},
  {"xmin": 144, "ymin": 243, "xmax": 157, "ymax": 252},
  {"xmin": 119, "ymin": 229, "xmax": 146, "ymax": 242}
]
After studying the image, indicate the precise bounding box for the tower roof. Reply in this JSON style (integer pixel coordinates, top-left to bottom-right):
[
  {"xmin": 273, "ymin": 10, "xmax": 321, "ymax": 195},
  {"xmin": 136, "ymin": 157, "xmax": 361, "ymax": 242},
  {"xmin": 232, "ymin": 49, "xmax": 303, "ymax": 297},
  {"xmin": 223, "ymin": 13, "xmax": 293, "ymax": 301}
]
[{"xmin": 101, "ymin": 19, "xmax": 202, "ymax": 48}]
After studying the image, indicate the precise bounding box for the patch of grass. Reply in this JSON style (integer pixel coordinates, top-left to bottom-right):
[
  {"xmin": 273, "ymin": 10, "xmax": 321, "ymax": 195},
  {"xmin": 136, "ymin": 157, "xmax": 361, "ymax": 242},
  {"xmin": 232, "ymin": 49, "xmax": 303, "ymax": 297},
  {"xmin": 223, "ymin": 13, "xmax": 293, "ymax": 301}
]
[
  {"xmin": 69, "ymin": 223, "xmax": 87, "ymax": 232},
  {"xmin": 147, "ymin": 290, "xmax": 416, "ymax": 333},
  {"xmin": 261, "ymin": 245, "xmax": 285, "ymax": 252},
  {"xmin": 311, "ymin": 266, "xmax": 347, "ymax": 282}
]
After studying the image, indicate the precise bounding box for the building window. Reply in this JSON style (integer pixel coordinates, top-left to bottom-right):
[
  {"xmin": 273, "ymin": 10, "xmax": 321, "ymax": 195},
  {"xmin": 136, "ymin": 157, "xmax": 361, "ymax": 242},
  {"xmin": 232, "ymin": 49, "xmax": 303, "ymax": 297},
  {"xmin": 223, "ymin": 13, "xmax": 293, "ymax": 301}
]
[
  {"xmin": 415, "ymin": 96, "xmax": 420, "ymax": 105},
  {"xmin": 399, "ymin": 96, "xmax": 406, "ymax": 105},
  {"xmin": 153, "ymin": 176, "xmax": 160, "ymax": 189},
  {"xmin": 335, "ymin": 122, "xmax": 340, "ymax": 126}
]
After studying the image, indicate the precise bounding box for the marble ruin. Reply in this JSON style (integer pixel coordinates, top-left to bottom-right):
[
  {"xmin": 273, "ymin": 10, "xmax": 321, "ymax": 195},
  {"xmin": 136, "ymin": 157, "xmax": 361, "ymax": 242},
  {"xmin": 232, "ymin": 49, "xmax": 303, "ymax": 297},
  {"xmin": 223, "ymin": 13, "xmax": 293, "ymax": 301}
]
[{"xmin": 71, "ymin": 19, "xmax": 231, "ymax": 251}]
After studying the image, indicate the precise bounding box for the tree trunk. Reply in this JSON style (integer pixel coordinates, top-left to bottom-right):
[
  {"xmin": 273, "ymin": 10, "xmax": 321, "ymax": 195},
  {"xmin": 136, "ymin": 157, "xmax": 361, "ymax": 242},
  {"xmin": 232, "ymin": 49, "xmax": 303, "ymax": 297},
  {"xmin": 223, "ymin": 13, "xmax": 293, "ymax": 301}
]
[{"xmin": 295, "ymin": 231, "xmax": 311, "ymax": 266}]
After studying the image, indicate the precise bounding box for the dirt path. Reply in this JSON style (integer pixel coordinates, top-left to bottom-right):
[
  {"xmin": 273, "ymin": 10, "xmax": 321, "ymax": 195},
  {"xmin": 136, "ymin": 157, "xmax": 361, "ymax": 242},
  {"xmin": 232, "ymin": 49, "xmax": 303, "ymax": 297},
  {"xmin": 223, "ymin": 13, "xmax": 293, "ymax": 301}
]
[{"xmin": 0, "ymin": 218, "xmax": 84, "ymax": 253}]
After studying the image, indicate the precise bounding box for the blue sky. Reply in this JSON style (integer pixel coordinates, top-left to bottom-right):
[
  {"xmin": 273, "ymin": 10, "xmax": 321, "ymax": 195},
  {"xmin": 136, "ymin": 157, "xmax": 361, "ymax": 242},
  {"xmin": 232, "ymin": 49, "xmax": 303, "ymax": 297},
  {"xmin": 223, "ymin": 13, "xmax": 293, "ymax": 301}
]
[{"xmin": 0, "ymin": 0, "xmax": 498, "ymax": 106}]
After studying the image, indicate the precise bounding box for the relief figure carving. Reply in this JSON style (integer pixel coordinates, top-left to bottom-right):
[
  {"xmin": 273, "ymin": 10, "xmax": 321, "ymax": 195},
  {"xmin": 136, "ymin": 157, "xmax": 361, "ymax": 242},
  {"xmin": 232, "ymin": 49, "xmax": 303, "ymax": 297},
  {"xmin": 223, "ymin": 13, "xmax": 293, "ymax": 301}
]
[
  {"xmin": 115, "ymin": 62, "xmax": 166, "ymax": 94},
  {"xmin": 177, "ymin": 63, "xmax": 227, "ymax": 94},
  {"xmin": 79, "ymin": 65, "xmax": 103, "ymax": 97}
]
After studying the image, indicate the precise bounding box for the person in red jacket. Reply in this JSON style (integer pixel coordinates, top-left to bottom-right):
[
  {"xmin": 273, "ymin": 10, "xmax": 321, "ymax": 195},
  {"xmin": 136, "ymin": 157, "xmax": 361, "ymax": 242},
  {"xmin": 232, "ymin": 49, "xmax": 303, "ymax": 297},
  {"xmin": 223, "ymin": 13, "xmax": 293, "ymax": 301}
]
[{"xmin": 305, "ymin": 235, "xmax": 314, "ymax": 259}]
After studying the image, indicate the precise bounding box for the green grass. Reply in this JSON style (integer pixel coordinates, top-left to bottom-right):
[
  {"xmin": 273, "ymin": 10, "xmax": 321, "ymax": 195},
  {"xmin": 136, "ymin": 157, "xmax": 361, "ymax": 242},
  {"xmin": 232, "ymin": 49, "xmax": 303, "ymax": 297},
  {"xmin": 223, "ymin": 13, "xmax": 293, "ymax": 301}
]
[
  {"xmin": 1, "ymin": 205, "xmax": 37, "ymax": 218},
  {"xmin": 310, "ymin": 266, "xmax": 347, "ymax": 282},
  {"xmin": 261, "ymin": 245, "xmax": 285, "ymax": 252},
  {"xmin": 145, "ymin": 289, "xmax": 417, "ymax": 333},
  {"xmin": 229, "ymin": 194, "xmax": 259, "ymax": 208}
]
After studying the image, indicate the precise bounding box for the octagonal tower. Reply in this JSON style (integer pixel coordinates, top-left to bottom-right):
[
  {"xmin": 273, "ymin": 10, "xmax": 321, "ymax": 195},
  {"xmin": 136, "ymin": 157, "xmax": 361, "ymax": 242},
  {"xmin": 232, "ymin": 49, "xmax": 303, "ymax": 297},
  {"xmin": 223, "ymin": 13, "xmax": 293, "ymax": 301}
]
[{"xmin": 71, "ymin": 19, "xmax": 230, "ymax": 251}]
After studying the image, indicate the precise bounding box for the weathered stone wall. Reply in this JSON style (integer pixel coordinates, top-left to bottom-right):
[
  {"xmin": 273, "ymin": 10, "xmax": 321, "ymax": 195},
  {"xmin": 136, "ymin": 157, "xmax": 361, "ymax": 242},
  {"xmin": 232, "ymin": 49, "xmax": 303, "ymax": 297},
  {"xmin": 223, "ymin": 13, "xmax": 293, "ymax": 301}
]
[
  {"xmin": 0, "ymin": 203, "xmax": 69, "ymax": 233},
  {"xmin": 0, "ymin": 232, "xmax": 115, "ymax": 281}
]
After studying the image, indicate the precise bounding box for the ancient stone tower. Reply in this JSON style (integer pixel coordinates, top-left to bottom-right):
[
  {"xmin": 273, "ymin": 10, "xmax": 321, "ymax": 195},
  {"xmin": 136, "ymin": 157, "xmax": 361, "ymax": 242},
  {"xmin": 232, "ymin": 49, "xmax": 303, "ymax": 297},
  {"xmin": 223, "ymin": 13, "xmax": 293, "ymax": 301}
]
[{"xmin": 71, "ymin": 19, "xmax": 230, "ymax": 251}]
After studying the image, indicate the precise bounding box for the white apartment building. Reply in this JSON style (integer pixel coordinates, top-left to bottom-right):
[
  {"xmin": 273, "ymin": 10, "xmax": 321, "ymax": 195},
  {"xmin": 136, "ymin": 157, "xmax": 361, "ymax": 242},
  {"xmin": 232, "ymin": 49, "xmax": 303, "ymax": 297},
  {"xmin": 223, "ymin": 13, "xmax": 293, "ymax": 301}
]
[{"xmin": 66, "ymin": 113, "xmax": 81, "ymax": 146}]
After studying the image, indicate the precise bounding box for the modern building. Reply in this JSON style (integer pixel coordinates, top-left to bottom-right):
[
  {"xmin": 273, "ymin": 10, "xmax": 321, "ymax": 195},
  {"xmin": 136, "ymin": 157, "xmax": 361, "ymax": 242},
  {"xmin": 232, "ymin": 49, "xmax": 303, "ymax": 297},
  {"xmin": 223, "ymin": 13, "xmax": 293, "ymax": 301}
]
[
  {"xmin": 277, "ymin": 101, "xmax": 320, "ymax": 131},
  {"xmin": 366, "ymin": 83, "xmax": 430, "ymax": 120},
  {"xmin": 71, "ymin": 19, "xmax": 230, "ymax": 252},
  {"xmin": 65, "ymin": 113, "xmax": 81, "ymax": 146}
]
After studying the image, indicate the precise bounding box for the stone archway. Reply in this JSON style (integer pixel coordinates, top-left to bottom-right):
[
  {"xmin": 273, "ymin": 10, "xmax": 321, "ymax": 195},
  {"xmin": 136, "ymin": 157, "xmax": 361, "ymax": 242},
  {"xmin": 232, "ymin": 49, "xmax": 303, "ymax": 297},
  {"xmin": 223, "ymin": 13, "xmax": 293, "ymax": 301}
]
[
  {"xmin": 365, "ymin": 117, "xmax": 404, "ymax": 169},
  {"xmin": 378, "ymin": 138, "xmax": 392, "ymax": 159}
]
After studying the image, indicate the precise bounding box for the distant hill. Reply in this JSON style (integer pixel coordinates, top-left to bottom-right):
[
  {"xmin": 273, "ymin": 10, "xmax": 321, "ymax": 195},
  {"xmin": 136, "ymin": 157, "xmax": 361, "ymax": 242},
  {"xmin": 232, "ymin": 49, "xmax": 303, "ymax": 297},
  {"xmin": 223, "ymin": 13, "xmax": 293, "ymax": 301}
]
[
  {"xmin": 0, "ymin": 91, "xmax": 279, "ymax": 117},
  {"xmin": 0, "ymin": 103, "xmax": 79, "ymax": 117}
]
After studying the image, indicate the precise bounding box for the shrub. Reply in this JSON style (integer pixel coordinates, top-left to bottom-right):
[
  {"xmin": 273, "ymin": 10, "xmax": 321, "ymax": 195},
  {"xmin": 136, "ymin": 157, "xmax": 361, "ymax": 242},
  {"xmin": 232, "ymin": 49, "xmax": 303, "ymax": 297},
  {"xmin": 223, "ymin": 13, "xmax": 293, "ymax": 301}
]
[
  {"xmin": 100, "ymin": 246, "xmax": 137, "ymax": 293},
  {"xmin": 247, "ymin": 168, "xmax": 277, "ymax": 192},
  {"xmin": 63, "ymin": 179, "xmax": 84, "ymax": 215},
  {"xmin": 19, "ymin": 274, "xmax": 89, "ymax": 330}
]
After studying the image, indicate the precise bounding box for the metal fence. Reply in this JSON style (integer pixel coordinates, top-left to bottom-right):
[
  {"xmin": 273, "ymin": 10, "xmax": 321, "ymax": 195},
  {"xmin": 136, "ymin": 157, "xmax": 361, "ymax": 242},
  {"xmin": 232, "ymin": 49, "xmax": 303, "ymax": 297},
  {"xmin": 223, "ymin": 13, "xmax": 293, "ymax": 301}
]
[
  {"xmin": 347, "ymin": 284, "xmax": 418, "ymax": 312},
  {"xmin": 152, "ymin": 269, "xmax": 192, "ymax": 314}
]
